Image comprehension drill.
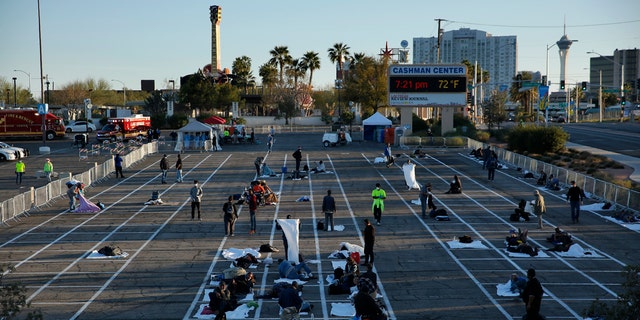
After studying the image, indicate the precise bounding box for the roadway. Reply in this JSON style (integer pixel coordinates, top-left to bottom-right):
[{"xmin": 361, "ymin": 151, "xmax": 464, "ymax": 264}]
[{"xmin": 1, "ymin": 132, "xmax": 639, "ymax": 319}]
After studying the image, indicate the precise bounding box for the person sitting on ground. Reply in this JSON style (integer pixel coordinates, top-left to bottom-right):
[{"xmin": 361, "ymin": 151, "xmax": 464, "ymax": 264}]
[
  {"xmin": 227, "ymin": 272, "xmax": 256, "ymax": 296},
  {"xmin": 208, "ymin": 281, "xmax": 236, "ymax": 315},
  {"xmin": 278, "ymin": 281, "xmax": 303, "ymax": 320},
  {"xmin": 514, "ymin": 199, "xmax": 530, "ymax": 221},
  {"xmin": 310, "ymin": 160, "xmax": 326, "ymax": 173},
  {"xmin": 510, "ymin": 273, "xmax": 528, "ymax": 294},
  {"xmin": 446, "ymin": 175, "xmax": 462, "ymax": 194},
  {"xmin": 353, "ymin": 287, "xmax": 386, "ymax": 320},
  {"xmin": 342, "ymin": 256, "xmax": 360, "ymax": 284},
  {"xmin": 546, "ymin": 174, "xmax": 560, "ymax": 190},
  {"xmin": 537, "ymin": 170, "xmax": 548, "ymax": 186},
  {"xmin": 357, "ymin": 263, "xmax": 379, "ymax": 299},
  {"xmin": 278, "ymin": 260, "xmax": 313, "ymax": 280},
  {"xmin": 506, "ymin": 228, "xmax": 528, "ymax": 247},
  {"xmin": 547, "ymin": 227, "xmax": 572, "ymax": 245}
]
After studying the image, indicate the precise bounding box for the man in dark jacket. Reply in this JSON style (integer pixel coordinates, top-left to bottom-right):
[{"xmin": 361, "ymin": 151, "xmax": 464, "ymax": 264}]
[
  {"xmin": 521, "ymin": 268, "xmax": 543, "ymax": 320},
  {"xmin": 566, "ymin": 180, "xmax": 586, "ymax": 223},
  {"xmin": 363, "ymin": 219, "xmax": 375, "ymax": 265},
  {"xmin": 292, "ymin": 146, "xmax": 302, "ymax": 172},
  {"xmin": 159, "ymin": 154, "xmax": 168, "ymax": 184},
  {"xmin": 223, "ymin": 196, "xmax": 238, "ymax": 236},
  {"xmin": 278, "ymin": 281, "xmax": 303, "ymax": 320},
  {"xmin": 322, "ymin": 189, "xmax": 336, "ymax": 231}
]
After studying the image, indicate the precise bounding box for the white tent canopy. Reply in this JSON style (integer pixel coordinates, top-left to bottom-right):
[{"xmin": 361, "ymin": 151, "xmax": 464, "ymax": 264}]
[
  {"xmin": 174, "ymin": 118, "xmax": 221, "ymax": 152},
  {"xmin": 363, "ymin": 112, "xmax": 392, "ymax": 126}
]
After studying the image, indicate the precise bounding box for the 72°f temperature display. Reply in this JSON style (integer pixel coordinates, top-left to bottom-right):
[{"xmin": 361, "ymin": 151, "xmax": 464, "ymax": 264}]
[{"xmin": 389, "ymin": 76, "xmax": 467, "ymax": 93}]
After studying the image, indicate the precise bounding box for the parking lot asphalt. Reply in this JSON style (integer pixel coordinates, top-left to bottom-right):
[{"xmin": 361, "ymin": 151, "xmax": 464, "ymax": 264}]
[{"xmin": 1, "ymin": 132, "xmax": 639, "ymax": 320}]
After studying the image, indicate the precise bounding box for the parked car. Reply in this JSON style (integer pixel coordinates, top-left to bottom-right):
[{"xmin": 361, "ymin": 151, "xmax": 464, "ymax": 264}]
[
  {"xmin": 66, "ymin": 121, "xmax": 97, "ymax": 133},
  {"xmin": 0, "ymin": 141, "xmax": 29, "ymax": 159}
]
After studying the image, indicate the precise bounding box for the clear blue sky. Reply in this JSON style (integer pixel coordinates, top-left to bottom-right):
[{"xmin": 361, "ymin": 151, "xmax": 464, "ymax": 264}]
[{"xmin": 1, "ymin": 0, "xmax": 639, "ymax": 100}]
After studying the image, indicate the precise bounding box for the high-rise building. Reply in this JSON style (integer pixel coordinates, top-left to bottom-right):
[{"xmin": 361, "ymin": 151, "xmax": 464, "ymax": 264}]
[
  {"xmin": 588, "ymin": 49, "xmax": 639, "ymax": 102},
  {"xmin": 413, "ymin": 28, "xmax": 517, "ymax": 93}
]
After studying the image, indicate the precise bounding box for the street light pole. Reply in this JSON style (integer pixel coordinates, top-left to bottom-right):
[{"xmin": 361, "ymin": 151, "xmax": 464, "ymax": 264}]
[
  {"xmin": 111, "ymin": 79, "xmax": 127, "ymax": 107},
  {"xmin": 13, "ymin": 70, "xmax": 31, "ymax": 97},
  {"xmin": 12, "ymin": 77, "xmax": 17, "ymax": 107}
]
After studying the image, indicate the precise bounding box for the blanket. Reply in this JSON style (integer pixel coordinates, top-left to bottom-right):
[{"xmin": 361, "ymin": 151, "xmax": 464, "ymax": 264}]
[
  {"xmin": 402, "ymin": 162, "xmax": 420, "ymax": 190},
  {"xmin": 274, "ymin": 278, "xmax": 306, "ymax": 285},
  {"xmin": 222, "ymin": 248, "xmax": 261, "ymax": 260},
  {"xmin": 331, "ymin": 302, "xmax": 356, "ymax": 317},
  {"xmin": 86, "ymin": 250, "xmax": 129, "ymax": 259},
  {"xmin": 603, "ymin": 216, "xmax": 640, "ymax": 231},
  {"xmin": 554, "ymin": 244, "xmax": 602, "ymax": 258},
  {"xmin": 374, "ymin": 157, "xmax": 386, "ymax": 164},
  {"xmin": 496, "ymin": 280, "xmax": 520, "ymax": 297},
  {"xmin": 447, "ymin": 240, "xmax": 488, "ymax": 249},
  {"xmin": 506, "ymin": 250, "xmax": 550, "ymax": 258},
  {"xmin": 195, "ymin": 303, "xmax": 255, "ymax": 319}
]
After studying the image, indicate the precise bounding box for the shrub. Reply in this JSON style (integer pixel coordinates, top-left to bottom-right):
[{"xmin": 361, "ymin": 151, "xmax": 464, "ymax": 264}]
[
  {"xmin": 446, "ymin": 136, "xmax": 465, "ymax": 146},
  {"xmin": 476, "ymin": 131, "xmax": 490, "ymax": 142}
]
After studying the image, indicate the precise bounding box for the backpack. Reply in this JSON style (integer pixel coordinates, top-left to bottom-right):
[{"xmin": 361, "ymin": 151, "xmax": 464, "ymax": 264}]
[
  {"xmin": 459, "ymin": 235, "xmax": 473, "ymax": 243},
  {"xmin": 317, "ymin": 220, "xmax": 325, "ymax": 230},
  {"xmin": 510, "ymin": 213, "xmax": 520, "ymax": 222}
]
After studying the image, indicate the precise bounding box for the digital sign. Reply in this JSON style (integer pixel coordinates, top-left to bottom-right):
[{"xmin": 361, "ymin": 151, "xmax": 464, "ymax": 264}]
[
  {"xmin": 389, "ymin": 76, "xmax": 466, "ymax": 93},
  {"xmin": 388, "ymin": 64, "xmax": 467, "ymax": 107}
]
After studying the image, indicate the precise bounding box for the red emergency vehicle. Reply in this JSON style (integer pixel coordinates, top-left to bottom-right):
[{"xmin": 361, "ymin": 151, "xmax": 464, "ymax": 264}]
[
  {"xmin": 96, "ymin": 115, "xmax": 151, "ymax": 142},
  {"xmin": 0, "ymin": 109, "xmax": 66, "ymax": 140}
]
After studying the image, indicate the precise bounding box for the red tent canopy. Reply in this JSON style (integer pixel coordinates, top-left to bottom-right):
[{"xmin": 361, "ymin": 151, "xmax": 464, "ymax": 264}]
[{"xmin": 203, "ymin": 116, "xmax": 226, "ymax": 125}]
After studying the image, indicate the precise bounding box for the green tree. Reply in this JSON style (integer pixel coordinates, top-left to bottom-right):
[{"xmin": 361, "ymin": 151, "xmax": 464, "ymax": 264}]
[
  {"xmin": 258, "ymin": 63, "xmax": 278, "ymax": 88},
  {"xmin": 509, "ymin": 71, "xmax": 538, "ymax": 115},
  {"xmin": 300, "ymin": 51, "xmax": 320, "ymax": 89},
  {"xmin": 328, "ymin": 42, "xmax": 351, "ymax": 81},
  {"xmin": 178, "ymin": 72, "xmax": 217, "ymax": 111},
  {"xmin": 483, "ymin": 89, "xmax": 508, "ymax": 131},
  {"xmin": 268, "ymin": 46, "xmax": 292, "ymax": 83},
  {"xmin": 286, "ymin": 58, "xmax": 306, "ymax": 89},
  {"xmin": 232, "ymin": 55, "xmax": 255, "ymax": 93},
  {"xmin": 1, "ymin": 264, "xmax": 42, "ymax": 320},
  {"xmin": 343, "ymin": 55, "xmax": 388, "ymax": 115}
]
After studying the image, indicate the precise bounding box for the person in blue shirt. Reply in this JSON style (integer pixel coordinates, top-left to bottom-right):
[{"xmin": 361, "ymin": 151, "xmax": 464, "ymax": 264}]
[{"xmin": 114, "ymin": 153, "xmax": 124, "ymax": 178}]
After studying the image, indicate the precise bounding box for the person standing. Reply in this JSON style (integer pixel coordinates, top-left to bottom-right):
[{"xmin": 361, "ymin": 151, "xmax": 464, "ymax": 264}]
[
  {"xmin": 190, "ymin": 180, "xmax": 203, "ymax": 221},
  {"xmin": 322, "ymin": 189, "xmax": 336, "ymax": 231},
  {"xmin": 362, "ymin": 219, "xmax": 375, "ymax": 265},
  {"xmin": 371, "ymin": 183, "xmax": 386, "ymax": 225},
  {"xmin": 223, "ymin": 195, "xmax": 238, "ymax": 236},
  {"xmin": 114, "ymin": 153, "xmax": 124, "ymax": 178},
  {"xmin": 384, "ymin": 143, "xmax": 393, "ymax": 168},
  {"xmin": 159, "ymin": 154, "xmax": 168, "ymax": 184},
  {"xmin": 43, "ymin": 158, "xmax": 53, "ymax": 182},
  {"xmin": 533, "ymin": 190, "xmax": 546, "ymax": 229},
  {"xmin": 419, "ymin": 182, "xmax": 430, "ymax": 218},
  {"xmin": 270, "ymin": 125, "xmax": 275, "ymax": 137},
  {"xmin": 566, "ymin": 180, "xmax": 586, "ymax": 223},
  {"xmin": 254, "ymin": 157, "xmax": 263, "ymax": 177},
  {"xmin": 175, "ymin": 154, "xmax": 183, "ymax": 183},
  {"xmin": 292, "ymin": 146, "xmax": 302, "ymax": 172},
  {"xmin": 267, "ymin": 134, "xmax": 273, "ymax": 153},
  {"xmin": 247, "ymin": 189, "xmax": 258, "ymax": 235},
  {"xmin": 66, "ymin": 183, "xmax": 78, "ymax": 211},
  {"xmin": 487, "ymin": 155, "xmax": 497, "ymax": 181},
  {"xmin": 521, "ymin": 268, "xmax": 544, "ymax": 320},
  {"xmin": 482, "ymin": 145, "xmax": 491, "ymax": 169},
  {"xmin": 15, "ymin": 160, "xmax": 25, "ymax": 185}
]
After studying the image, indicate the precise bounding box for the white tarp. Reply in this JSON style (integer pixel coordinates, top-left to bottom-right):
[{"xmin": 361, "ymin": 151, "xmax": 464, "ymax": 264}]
[
  {"xmin": 402, "ymin": 162, "xmax": 420, "ymax": 189},
  {"xmin": 277, "ymin": 218, "xmax": 300, "ymax": 264}
]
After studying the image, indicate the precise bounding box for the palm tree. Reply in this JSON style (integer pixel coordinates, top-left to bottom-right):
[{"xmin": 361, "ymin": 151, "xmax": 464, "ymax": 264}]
[
  {"xmin": 301, "ymin": 51, "xmax": 320, "ymax": 89},
  {"xmin": 259, "ymin": 63, "xmax": 278, "ymax": 88},
  {"xmin": 268, "ymin": 46, "xmax": 292, "ymax": 83},
  {"xmin": 327, "ymin": 43, "xmax": 351, "ymax": 81},
  {"xmin": 286, "ymin": 59, "xmax": 307, "ymax": 89},
  {"xmin": 350, "ymin": 52, "xmax": 366, "ymax": 68}
]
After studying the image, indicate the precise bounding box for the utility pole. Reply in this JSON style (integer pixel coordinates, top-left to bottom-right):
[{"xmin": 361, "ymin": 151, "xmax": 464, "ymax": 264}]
[{"xmin": 435, "ymin": 18, "xmax": 446, "ymax": 64}]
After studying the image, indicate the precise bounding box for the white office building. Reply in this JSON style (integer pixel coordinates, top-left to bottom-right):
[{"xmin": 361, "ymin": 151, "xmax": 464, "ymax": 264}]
[{"xmin": 413, "ymin": 28, "xmax": 517, "ymax": 94}]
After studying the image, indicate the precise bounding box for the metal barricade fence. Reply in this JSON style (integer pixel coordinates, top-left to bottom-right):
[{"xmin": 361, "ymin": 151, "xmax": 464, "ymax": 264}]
[
  {"xmin": 1, "ymin": 141, "xmax": 159, "ymax": 225},
  {"xmin": 465, "ymin": 138, "xmax": 639, "ymax": 211}
]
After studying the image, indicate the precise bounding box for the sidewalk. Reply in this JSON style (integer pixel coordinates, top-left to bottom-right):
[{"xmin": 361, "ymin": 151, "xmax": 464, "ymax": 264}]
[{"xmin": 565, "ymin": 142, "xmax": 640, "ymax": 184}]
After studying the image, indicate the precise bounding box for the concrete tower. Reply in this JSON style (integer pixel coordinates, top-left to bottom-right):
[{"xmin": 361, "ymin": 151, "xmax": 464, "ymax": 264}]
[
  {"xmin": 209, "ymin": 5, "xmax": 222, "ymax": 72},
  {"xmin": 556, "ymin": 27, "xmax": 575, "ymax": 91}
]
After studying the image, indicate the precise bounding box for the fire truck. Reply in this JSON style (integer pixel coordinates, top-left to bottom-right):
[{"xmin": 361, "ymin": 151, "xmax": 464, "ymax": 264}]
[
  {"xmin": 96, "ymin": 115, "xmax": 151, "ymax": 142},
  {"xmin": 0, "ymin": 109, "xmax": 66, "ymax": 140}
]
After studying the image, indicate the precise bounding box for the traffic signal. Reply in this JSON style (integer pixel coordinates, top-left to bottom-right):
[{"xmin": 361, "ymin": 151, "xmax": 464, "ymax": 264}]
[
  {"xmin": 560, "ymin": 80, "xmax": 565, "ymax": 90},
  {"xmin": 581, "ymin": 81, "xmax": 587, "ymax": 91},
  {"xmin": 541, "ymin": 75, "xmax": 547, "ymax": 85},
  {"xmin": 621, "ymin": 96, "xmax": 626, "ymax": 105},
  {"xmin": 637, "ymin": 78, "xmax": 640, "ymax": 90},
  {"xmin": 516, "ymin": 74, "xmax": 522, "ymax": 89}
]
